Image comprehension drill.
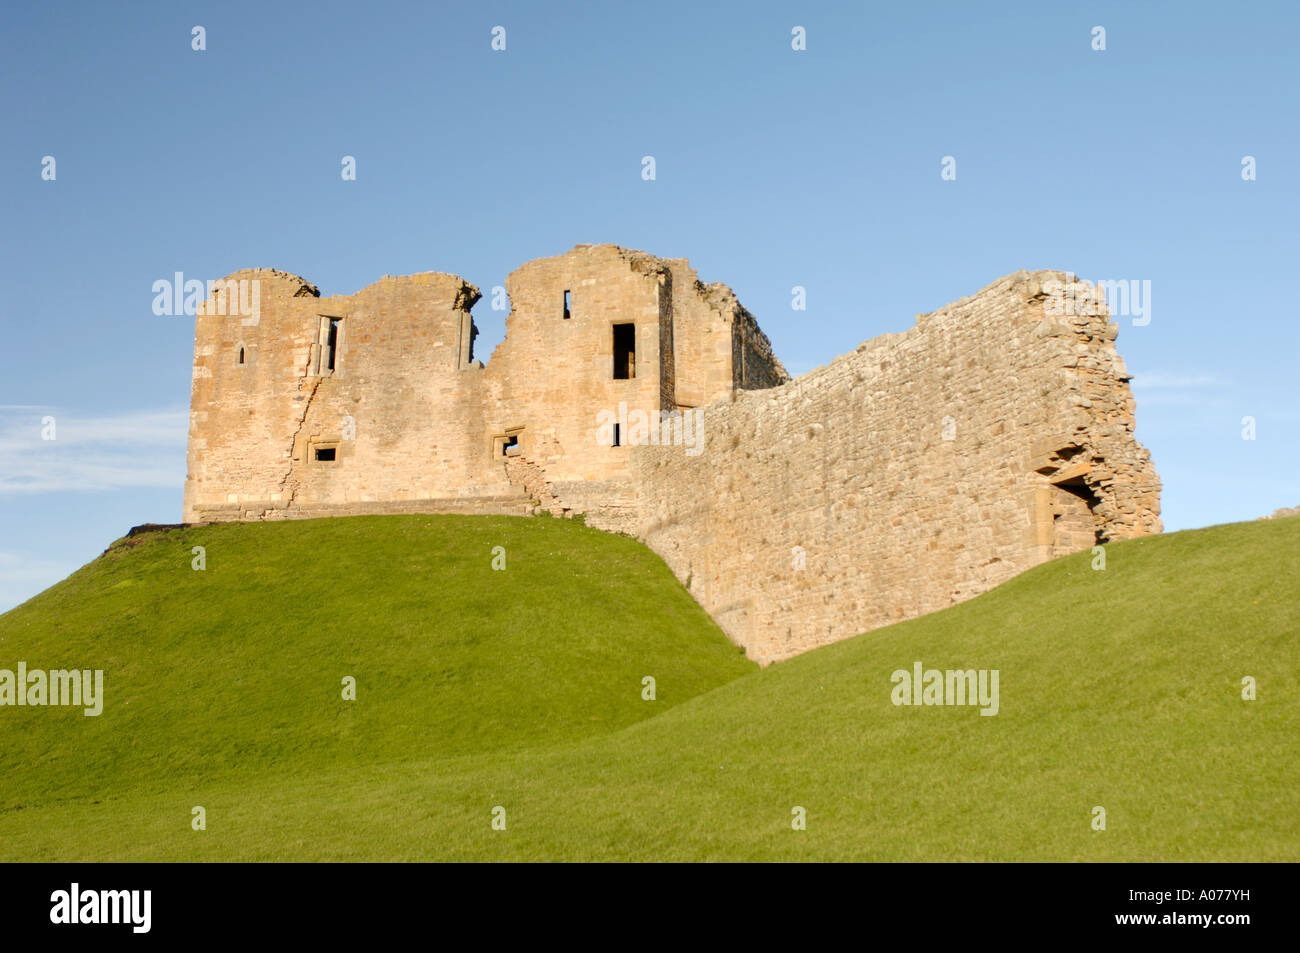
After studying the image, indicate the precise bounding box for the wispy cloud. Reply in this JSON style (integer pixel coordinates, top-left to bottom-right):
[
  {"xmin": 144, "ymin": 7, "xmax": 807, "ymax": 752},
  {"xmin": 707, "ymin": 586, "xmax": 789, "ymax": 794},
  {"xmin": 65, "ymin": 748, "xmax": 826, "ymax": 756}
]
[
  {"xmin": 1129, "ymin": 372, "xmax": 1219, "ymax": 390},
  {"xmin": 0, "ymin": 407, "xmax": 187, "ymax": 495},
  {"xmin": 1128, "ymin": 371, "xmax": 1227, "ymax": 408},
  {"xmin": 1136, "ymin": 392, "xmax": 1227, "ymax": 407}
]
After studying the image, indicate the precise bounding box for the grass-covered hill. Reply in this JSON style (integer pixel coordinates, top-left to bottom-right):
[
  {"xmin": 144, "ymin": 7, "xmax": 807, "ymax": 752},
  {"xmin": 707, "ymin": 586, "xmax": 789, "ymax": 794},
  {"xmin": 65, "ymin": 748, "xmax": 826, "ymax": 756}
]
[{"xmin": 0, "ymin": 513, "xmax": 1295, "ymax": 861}]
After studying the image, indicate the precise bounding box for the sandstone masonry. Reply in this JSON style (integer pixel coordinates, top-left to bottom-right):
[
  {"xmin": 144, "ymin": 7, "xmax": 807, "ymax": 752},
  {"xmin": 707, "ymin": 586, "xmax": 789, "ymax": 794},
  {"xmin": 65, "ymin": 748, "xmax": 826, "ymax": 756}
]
[{"xmin": 185, "ymin": 245, "xmax": 1161, "ymax": 663}]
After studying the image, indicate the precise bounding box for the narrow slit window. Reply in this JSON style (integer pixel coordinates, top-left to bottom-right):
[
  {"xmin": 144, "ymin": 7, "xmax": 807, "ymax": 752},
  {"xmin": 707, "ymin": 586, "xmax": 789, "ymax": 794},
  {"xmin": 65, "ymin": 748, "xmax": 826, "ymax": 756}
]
[
  {"xmin": 238, "ymin": 347, "xmax": 245, "ymax": 365},
  {"xmin": 325, "ymin": 318, "xmax": 340, "ymax": 372},
  {"xmin": 613, "ymin": 323, "xmax": 635, "ymax": 379},
  {"xmin": 563, "ymin": 290, "xmax": 571, "ymax": 320},
  {"xmin": 612, "ymin": 423, "xmax": 621, "ymax": 447}
]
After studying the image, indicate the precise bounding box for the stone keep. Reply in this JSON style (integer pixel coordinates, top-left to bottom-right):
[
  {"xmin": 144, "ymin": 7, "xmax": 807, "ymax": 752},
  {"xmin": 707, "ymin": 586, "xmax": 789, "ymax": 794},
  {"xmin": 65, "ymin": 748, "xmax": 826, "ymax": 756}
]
[{"xmin": 184, "ymin": 245, "xmax": 1161, "ymax": 663}]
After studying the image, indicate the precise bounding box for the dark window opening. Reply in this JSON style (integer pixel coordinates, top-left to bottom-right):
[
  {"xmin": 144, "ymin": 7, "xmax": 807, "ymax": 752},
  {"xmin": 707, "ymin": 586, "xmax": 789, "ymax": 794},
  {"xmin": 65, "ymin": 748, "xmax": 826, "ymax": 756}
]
[
  {"xmin": 502, "ymin": 435, "xmax": 518, "ymax": 456},
  {"xmin": 238, "ymin": 347, "xmax": 245, "ymax": 365},
  {"xmin": 325, "ymin": 318, "xmax": 340, "ymax": 372},
  {"xmin": 563, "ymin": 290, "xmax": 571, "ymax": 320},
  {"xmin": 613, "ymin": 323, "xmax": 636, "ymax": 379},
  {"xmin": 1056, "ymin": 480, "xmax": 1094, "ymax": 503},
  {"xmin": 612, "ymin": 423, "xmax": 621, "ymax": 447},
  {"xmin": 1051, "ymin": 477, "xmax": 1103, "ymax": 550},
  {"xmin": 315, "ymin": 447, "xmax": 337, "ymax": 462}
]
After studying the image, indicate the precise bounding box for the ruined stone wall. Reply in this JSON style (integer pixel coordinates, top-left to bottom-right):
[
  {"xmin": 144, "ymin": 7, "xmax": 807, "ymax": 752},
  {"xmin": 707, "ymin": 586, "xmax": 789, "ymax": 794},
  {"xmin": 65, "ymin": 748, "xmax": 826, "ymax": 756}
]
[
  {"xmin": 665, "ymin": 259, "xmax": 737, "ymax": 409},
  {"xmin": 630, "ymin": 270, "xmax": 1161, "ymax": 664},
  {"xmin": 183, "ymin": 269, "xmax": 517, "ymax": 523},
  {"xmin": 486, "ymin": 246, "xmax": 668, "ymax": 482},
  {"xmin": 184, "ymin": 252, "xmax": 1160, "ymax": 667},
  {"xmin": 475, "ymin": 245, "xmax": 673, "ymax": 530},
  {"xmin": 733, "ymin": 304, "xmax": 788, "ymax": 390},
  {"xmin": 664, "ymin": 259, "xmax": 790, "ymax": 407},
  {"xmin": 183, "ymin": 245, "xmax": 789, "ymax": 530},
  {"xmin": 488, "ymin": 248, "xmax": 787, "ymax": 532}
]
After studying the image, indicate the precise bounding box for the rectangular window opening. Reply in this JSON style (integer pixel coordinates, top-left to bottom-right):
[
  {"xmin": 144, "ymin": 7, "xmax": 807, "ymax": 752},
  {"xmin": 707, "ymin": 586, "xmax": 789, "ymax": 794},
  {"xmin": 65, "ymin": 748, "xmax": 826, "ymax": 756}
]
[
  {"xmin": 563, "ymin": 290, "xmax": 571, "ymax": 320},
  {"xmin": 613, "ymin": 323, "xmax": 635, "ymax": 379},
  {"xmin": 315, "ymin": 447, "xmax": 337, "ymax": 462},
  {"xmin": 612, "ymin": 423, "xmax": 621, "ymax": 447},
  {"xmin": 502, "ymin": 435, "xmax": 518, "ymax": 456},
  {"xmin": 325, "ymin": 318, "xmax": 340, "ymax": 372}
]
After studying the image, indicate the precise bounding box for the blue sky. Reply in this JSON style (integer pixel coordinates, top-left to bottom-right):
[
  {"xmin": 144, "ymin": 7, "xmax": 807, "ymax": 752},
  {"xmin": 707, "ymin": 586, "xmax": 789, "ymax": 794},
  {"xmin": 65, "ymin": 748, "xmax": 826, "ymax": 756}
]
[{"xmin": 1, "ymin": 0, "xmax": 1297, "ymax": 611}]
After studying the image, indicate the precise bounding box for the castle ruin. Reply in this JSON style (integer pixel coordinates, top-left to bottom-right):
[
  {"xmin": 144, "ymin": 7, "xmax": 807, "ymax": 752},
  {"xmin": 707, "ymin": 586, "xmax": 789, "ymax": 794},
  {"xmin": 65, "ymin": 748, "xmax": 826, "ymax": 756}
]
[{"xmin": 184, "ymin": 244, "xmax": 1162, "ymax": 663}]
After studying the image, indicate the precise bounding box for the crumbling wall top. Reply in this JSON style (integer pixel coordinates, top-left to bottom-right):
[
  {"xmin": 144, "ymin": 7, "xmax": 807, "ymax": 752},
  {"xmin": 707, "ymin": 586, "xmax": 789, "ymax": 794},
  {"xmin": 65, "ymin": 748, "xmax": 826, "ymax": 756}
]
[{"xmin": 215, "ymin": 267, "xmax": 320, "ymax": 298}]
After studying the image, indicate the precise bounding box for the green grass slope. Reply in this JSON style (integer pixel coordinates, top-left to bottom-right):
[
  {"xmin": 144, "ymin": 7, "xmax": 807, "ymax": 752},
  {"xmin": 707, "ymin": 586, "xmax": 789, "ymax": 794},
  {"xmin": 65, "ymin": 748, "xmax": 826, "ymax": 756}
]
[
  {"xmin": 1, "ymin": 514, "xmax": 1296, "ymax": 861},
  {"xmin": 0, "ymin": 515, "xmax": 752, "ymax": 826}
]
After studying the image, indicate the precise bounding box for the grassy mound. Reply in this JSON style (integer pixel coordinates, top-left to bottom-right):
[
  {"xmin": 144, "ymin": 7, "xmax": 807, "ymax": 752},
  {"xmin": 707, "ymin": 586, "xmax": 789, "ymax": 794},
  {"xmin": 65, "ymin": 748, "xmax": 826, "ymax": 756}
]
[
  {"xmin": 0, "ymin": 515, "xmax": 751, "ymax": 823},
  {"xmin": 0, "ymin": 514, "xmax": 1295, "ymax": 860}
]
